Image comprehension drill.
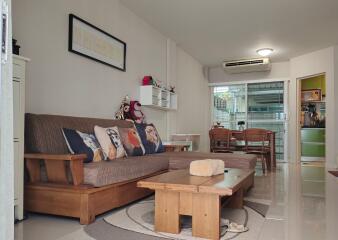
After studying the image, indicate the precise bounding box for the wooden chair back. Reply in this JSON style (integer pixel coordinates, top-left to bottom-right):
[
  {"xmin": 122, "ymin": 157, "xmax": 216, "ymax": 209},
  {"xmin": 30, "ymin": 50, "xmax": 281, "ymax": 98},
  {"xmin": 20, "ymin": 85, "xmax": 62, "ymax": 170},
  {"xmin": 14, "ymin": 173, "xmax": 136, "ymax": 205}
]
[
  {"xmin": 243, "ymin": 128, "xmax": 270, "ymax": 152},
  {"xmin": 231, "ymin": 130, "xmax": 244, "ymax": 141},
  {"xmin": 209, "ymin": 128, "xmax": 232, "ymax": 152}
]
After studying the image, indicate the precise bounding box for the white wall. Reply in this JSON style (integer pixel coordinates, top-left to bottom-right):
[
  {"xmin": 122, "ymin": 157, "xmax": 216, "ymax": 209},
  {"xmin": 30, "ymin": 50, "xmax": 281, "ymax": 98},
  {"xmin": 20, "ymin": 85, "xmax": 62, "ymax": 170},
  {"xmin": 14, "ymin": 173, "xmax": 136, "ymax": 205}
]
[
  {"xmin": 12, "ymin": 0, "xmax": 211, "ymax": 146},
  {"xmin": 171, "ymin": 47, "xmax": 211, "ymax": 152},
  {"xmin": 209, "ymin": 62, "xmax": 290, "ymax": 84},
  {"xmin": 166, "ymin": 39, "xmax": 178, "ymax": 139},
  {"xmin": 334, "ymin": 46, "xmax": 338, "ymax": 168},
  {"xmin": 289, "ymin": 47, "xmax": 336, "ymax": 168},
  {"xmin": 12, "ymin": 0, "xmax": 168, "ymax": 136}
]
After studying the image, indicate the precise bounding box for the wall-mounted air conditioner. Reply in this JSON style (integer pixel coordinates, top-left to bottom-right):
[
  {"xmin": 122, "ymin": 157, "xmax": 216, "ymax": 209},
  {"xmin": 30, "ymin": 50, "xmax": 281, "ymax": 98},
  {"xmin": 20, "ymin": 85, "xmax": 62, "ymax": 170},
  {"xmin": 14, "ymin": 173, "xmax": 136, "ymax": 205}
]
[{"xmin": 223, "ymin": 58, "xmax": 271, "ymax": 74}]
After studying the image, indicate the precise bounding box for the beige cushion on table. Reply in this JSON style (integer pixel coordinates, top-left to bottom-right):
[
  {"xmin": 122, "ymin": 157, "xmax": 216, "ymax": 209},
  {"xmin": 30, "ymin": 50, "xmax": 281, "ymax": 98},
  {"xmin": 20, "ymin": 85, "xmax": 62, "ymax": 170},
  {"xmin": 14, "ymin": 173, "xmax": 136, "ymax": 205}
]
[{"xmin": 190, "ymin": 159, "xmax": 225, "ymax": 177}]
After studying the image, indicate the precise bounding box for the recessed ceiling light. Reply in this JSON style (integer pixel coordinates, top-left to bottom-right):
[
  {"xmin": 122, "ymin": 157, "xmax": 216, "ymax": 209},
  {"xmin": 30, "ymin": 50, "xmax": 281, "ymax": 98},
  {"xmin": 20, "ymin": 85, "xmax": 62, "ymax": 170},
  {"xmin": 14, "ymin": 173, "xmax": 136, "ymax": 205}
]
[{"xmin": 257, "ymin": 48, "xmax": 274, "ymax": 57}]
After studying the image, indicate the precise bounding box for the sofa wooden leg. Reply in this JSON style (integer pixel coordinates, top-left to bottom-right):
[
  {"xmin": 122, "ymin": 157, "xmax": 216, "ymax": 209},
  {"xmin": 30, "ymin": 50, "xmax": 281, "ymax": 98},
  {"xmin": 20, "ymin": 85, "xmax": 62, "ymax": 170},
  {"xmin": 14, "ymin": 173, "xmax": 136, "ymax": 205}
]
[
  {"xmin": 80, "ymin": 194, "xmax": 95, "ymax": 225},
  {"xmin": 80, "ymin": 213, "xmax": 95, "ymax": 225}
]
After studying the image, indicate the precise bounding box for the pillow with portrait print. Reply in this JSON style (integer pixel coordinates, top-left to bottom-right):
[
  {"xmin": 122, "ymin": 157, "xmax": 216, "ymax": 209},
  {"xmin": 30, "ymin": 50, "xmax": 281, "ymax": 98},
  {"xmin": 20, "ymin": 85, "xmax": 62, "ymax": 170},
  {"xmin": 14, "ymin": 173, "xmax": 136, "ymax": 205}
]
[
  {"xmin": 94, "ymin": 125, "xmax": 126, "ymax": 160},
  {"xmin": 62, "ymin": 128, "xmax": 105, "ymax": 163},
  {"xmin": 135, "ymin": 123, "xmax": 164, "ymax": 154},
  {"xmin": 118, "ymin": 126, "xmax": 145, "ymax": 156}
]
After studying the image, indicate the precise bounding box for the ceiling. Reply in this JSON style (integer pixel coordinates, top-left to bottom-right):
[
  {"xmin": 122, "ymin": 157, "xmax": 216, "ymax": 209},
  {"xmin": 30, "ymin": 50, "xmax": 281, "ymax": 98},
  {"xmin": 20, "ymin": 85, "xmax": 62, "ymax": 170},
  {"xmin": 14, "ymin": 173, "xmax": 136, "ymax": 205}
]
[{"xmin": 121, "ymin": 0, "xmax": 338, "ymax": 66}]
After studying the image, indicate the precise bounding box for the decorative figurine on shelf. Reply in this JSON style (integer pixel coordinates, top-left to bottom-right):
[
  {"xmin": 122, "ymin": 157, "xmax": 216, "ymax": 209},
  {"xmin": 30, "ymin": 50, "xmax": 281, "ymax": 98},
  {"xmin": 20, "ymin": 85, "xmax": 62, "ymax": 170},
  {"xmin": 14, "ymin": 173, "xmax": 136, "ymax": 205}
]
[
  {"xmin": 170, "ymin": 85, "xmax": 176, "ymax": 93},
  {"xmin": 238, "ymin": 121, "xmax": 245, "ymax": 131},
  {"xmin": 156, "ymin": 80, "xmax": 163, "ymax": 89},
  {"xmin": 142, "ymin": 76, "xmax": 154, "ymax": 86},
  {"xmin": 130, "ymin": 101, "xmax": 146, "ymax": 124}
]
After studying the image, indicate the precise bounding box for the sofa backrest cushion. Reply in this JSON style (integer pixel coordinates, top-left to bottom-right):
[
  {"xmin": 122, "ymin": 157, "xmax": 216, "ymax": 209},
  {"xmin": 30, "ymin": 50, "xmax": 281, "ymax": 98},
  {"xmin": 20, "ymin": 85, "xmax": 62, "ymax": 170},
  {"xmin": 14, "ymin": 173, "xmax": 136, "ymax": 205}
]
[
  {"xmin": 62, "ymin": 128, "xmax": 105, "ymax": 163},
  {"xmin": 25, "ymin": 113, "xmax": 134, "ymax": 154},
  {"xmin": 118, "ymin": 126, "xmax": 145, "ymax": 156},
  {"xmin": 135, "ymin": 123, "xmax": 165, "ymax": 154}
]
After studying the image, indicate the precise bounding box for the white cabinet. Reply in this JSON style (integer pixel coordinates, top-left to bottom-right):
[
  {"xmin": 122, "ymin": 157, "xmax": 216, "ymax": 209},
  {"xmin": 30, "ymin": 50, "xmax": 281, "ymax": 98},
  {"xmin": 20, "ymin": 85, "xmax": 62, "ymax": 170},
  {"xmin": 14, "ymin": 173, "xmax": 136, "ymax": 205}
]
[
  {"xmin": 13, "ymin": 55, "xmax": 29, "ymax": 220},
  {"xmin": 140, "ymin": 85, "xmax": 177, "ymax": 110}
]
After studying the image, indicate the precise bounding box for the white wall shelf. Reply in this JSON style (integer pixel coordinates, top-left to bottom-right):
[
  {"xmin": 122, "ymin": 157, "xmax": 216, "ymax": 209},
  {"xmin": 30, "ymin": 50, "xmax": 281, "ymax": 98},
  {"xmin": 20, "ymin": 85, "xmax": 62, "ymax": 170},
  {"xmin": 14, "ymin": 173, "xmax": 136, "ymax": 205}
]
[{"xmin": 140, "ymin": 85, "xmax": 177, "ymax": 111}]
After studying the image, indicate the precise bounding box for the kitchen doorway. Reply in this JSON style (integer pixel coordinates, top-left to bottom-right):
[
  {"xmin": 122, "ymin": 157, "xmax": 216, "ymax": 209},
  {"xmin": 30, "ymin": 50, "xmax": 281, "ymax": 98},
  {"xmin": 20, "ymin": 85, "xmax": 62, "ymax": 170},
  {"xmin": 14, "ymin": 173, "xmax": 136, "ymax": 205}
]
[{"xmin": 298, "ymin": 74, "xmax": 326, "ymax": 162}]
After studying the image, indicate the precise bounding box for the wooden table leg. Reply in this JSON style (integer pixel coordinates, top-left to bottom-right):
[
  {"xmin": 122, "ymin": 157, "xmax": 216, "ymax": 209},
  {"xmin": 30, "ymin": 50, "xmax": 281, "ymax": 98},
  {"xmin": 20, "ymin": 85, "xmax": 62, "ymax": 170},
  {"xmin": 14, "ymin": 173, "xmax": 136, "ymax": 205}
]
[
  {"xmin": 227, "ymin": 188, "xmax": 244, "ymax": 209},
  {"xmin": 154, "ymin": 190, "xmax": 180, "ymax": 234},
  {"xmin": 266, "ymin": 153, "xmax": 272, "ymax": 171},
  {"xmin": 270, "ymin": 132, "xmax": 276, "ymax": 169},
  {"xmin": 192, "ymin": 193, "xmax": 220, "ymax": 240}
]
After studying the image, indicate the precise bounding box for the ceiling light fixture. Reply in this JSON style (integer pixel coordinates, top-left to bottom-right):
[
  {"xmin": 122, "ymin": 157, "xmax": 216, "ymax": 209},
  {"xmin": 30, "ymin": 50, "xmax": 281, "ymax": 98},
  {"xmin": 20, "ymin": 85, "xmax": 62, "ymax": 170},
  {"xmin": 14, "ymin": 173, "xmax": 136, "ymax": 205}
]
[{"xmin": 257, "ymin": 48, "xmax": 274, "ymax": 57}]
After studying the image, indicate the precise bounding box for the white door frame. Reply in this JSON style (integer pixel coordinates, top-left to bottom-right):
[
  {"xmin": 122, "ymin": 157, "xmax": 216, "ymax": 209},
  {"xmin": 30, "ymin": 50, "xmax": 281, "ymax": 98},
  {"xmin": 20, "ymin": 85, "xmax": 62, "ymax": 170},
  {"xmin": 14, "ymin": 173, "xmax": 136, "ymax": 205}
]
[
  {"xmin": 0, "ymin": 0, "xmax": 13, "ymax": 239},
  {"xmin": 295, "ymin": 73, "xmax": 326, "ymax": 163}
]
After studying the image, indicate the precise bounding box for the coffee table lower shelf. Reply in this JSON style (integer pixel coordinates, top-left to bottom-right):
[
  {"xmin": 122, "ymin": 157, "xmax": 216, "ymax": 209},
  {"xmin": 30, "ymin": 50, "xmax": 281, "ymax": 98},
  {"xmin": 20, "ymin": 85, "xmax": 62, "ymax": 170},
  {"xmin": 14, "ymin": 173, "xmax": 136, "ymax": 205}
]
[
  {"xmin": 155, "ymin": 189, "xmax": 243, "ymax": 239},
  {"xmin": 138, "ymin": 169, "xmax": 254, "ymax": 240}
]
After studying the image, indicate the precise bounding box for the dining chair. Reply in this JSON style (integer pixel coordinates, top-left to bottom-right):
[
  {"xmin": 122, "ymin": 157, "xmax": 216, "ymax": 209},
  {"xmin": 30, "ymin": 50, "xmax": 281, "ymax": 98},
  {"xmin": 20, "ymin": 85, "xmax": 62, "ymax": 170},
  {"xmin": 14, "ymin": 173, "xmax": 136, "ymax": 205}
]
[
  {"xmin": 243, "ymin": 128, "xmax": 271, "ymax": 174},
  {"xmin": 209, "ymin": 128, "xmax": 233, "ymax": 153}
]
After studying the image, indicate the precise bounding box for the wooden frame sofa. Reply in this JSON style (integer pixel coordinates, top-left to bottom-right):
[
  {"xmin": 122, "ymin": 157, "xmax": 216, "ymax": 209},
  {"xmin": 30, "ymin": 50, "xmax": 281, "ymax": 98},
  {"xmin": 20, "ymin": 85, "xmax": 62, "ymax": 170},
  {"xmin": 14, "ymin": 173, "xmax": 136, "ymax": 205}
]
[
  {"xmin": 24, "ymin": 114, "xmax": 257, "ymax": 224},
  {"xmin": 24, "ymin": 153, "xmax": 166, "ymax": 224}
]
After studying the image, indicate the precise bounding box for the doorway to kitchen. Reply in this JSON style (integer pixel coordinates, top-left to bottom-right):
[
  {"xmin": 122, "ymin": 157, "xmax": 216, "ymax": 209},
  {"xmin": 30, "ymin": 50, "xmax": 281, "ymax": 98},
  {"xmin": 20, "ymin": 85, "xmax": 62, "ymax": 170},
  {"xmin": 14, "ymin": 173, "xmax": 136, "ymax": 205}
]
[
  {"xmin": 212, "ymin": 80, "xmax": 289, "ymax": 162},
  {"xmin": 298, "ymin": 74, "xmax": 326, "ymax": 162}
]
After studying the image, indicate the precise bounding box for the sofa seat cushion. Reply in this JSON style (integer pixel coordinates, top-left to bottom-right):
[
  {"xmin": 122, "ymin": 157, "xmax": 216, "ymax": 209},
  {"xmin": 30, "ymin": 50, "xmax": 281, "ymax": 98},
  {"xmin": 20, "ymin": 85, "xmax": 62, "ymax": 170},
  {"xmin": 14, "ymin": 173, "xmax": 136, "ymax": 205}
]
[
  {"xmin": 84, "ymin": 155, "xmax": 169, "ymax": 187},
  {"xmin": 154, "ymin": 151, "xmax": 257, "ymax": 170}
]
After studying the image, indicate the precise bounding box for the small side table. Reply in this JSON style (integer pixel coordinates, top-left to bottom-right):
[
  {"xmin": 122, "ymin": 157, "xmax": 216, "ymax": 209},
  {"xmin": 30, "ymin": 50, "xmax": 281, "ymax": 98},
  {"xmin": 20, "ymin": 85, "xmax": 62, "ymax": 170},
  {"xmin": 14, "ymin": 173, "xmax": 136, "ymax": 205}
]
[{"xmin": 163, "ymin": 141, "xmax": 191, "ymax": 152}]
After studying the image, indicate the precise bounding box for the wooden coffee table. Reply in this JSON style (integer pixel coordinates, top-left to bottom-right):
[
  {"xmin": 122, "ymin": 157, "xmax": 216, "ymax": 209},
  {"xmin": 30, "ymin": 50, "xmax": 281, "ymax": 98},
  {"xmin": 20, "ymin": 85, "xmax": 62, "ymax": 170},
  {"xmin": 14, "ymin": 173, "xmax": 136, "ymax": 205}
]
[{"xmin": 138, "ymin": 168, "xmax": 254, "ymax": 240}]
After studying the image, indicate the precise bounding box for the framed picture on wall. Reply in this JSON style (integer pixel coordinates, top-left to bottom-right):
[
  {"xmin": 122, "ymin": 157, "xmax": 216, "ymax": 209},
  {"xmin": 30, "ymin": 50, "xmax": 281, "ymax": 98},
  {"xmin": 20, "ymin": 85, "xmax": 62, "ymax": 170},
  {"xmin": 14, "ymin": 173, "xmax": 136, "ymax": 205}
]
[{"xmin": 68, "ymin": 14, "xmax": 127, "ymax": 72}]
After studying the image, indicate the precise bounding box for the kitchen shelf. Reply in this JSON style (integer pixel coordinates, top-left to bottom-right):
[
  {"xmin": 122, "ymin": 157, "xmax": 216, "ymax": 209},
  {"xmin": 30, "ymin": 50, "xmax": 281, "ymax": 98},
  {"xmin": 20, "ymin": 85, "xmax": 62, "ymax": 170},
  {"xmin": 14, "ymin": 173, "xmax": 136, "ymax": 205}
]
[{"xmin": 301, "ymin": 128, "xmax": 325, "ymax": 157}]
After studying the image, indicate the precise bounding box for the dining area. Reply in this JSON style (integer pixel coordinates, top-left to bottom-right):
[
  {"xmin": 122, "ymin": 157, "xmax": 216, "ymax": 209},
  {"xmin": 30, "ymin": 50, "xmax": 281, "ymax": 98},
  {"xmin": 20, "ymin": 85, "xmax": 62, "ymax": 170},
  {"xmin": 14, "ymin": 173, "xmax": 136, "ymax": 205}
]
[{"xmin": 209, "ymin": 125, "xmax": 276, "ymax": 174}]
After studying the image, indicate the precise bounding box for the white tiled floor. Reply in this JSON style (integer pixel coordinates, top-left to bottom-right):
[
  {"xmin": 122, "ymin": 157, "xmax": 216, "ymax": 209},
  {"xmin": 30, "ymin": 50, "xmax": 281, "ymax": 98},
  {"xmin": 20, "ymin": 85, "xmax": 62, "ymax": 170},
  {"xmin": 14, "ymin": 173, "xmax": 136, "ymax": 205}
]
[{"xmin": 15, "ymin": 163, "xmax": 338, "ymax": 240}]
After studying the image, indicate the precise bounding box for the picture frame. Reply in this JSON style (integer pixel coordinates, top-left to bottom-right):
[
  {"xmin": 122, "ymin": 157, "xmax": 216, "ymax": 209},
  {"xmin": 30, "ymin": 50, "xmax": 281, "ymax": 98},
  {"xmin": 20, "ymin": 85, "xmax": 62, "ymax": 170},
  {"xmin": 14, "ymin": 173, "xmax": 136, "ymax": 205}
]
[
  {"xmin": 301, "ymin": 89, "xmax": 322, "ymax": 102},
  {"xmin": 68, "ymin": 14, "xmax": 126, "ymax": 72}
]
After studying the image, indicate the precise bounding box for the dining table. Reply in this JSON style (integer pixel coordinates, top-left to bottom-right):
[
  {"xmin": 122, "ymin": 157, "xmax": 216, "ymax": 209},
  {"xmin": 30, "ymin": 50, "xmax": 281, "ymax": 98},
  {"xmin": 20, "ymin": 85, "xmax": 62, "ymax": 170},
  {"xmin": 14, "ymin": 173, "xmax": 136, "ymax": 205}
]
[{"xmin": 230, "ymin": 130, "xmax": 276, "ymax": 169}]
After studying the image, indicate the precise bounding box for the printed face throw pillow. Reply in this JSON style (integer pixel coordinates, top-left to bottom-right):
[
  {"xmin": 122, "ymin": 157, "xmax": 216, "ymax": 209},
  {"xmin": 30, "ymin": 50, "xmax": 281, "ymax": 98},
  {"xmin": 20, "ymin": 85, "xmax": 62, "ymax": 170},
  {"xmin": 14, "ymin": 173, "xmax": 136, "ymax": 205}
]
[
  {"xmin": 62, "ymin": 128, "xmax": 105, "ymax": 163},
  {"xmin": 94, "ymin": 126, "xmax": 126, "ymax": 160},
  {"xmin": 118, "ymin": 126, "xmax": 145, "ymax": 156},
  {"xmin": 135, "ymin": 123, "xmax": 164, "ymax": 154}
]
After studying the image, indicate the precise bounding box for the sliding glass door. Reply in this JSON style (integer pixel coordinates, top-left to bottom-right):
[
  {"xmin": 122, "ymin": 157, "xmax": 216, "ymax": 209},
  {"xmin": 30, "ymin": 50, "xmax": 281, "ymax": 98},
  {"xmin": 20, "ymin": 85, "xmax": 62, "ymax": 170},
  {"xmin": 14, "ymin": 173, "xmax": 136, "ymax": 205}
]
[
  {"xmin": 213, "ymin": 85, "xmax": 246, "ymax": 129},
  {"xmin": 212, "ymin": 81, "xmax": 288, "ymax": 162},
  {"xmin": 247, "ymin": 82, "xmax": 286, "ymax": 161}
]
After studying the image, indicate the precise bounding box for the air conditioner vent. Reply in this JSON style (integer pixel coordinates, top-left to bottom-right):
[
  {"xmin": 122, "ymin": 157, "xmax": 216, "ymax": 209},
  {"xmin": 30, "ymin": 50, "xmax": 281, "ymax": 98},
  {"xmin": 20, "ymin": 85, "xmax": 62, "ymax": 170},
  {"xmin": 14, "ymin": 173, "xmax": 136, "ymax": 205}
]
[
  {"xmin": 223, "ymin": 58, "xmax": 271, "ymax": 74},
  {"xmin": 225, "ymin": 59, "xmax": 264, "ymax": 67}
]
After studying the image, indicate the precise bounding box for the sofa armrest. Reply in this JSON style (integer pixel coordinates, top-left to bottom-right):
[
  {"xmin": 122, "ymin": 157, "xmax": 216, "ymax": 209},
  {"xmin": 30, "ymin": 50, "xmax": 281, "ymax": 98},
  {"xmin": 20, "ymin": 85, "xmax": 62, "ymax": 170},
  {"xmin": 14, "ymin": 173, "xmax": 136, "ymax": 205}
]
[
  {"xmin": 25, "ymin": 153, "xmax": 87, "ymax": 186},
  {"xmin": 24, "ymin": 153, "xmax": 87, "ymax": 161}
]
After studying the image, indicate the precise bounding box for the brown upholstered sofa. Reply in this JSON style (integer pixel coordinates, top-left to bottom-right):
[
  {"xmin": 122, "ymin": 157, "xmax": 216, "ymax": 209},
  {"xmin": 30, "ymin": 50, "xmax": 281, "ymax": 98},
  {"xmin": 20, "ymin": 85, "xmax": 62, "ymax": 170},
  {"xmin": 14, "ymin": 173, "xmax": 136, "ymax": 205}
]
[{"xmin": 24, "ymin": 113, "xmax": 257, "ymax": 224}]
